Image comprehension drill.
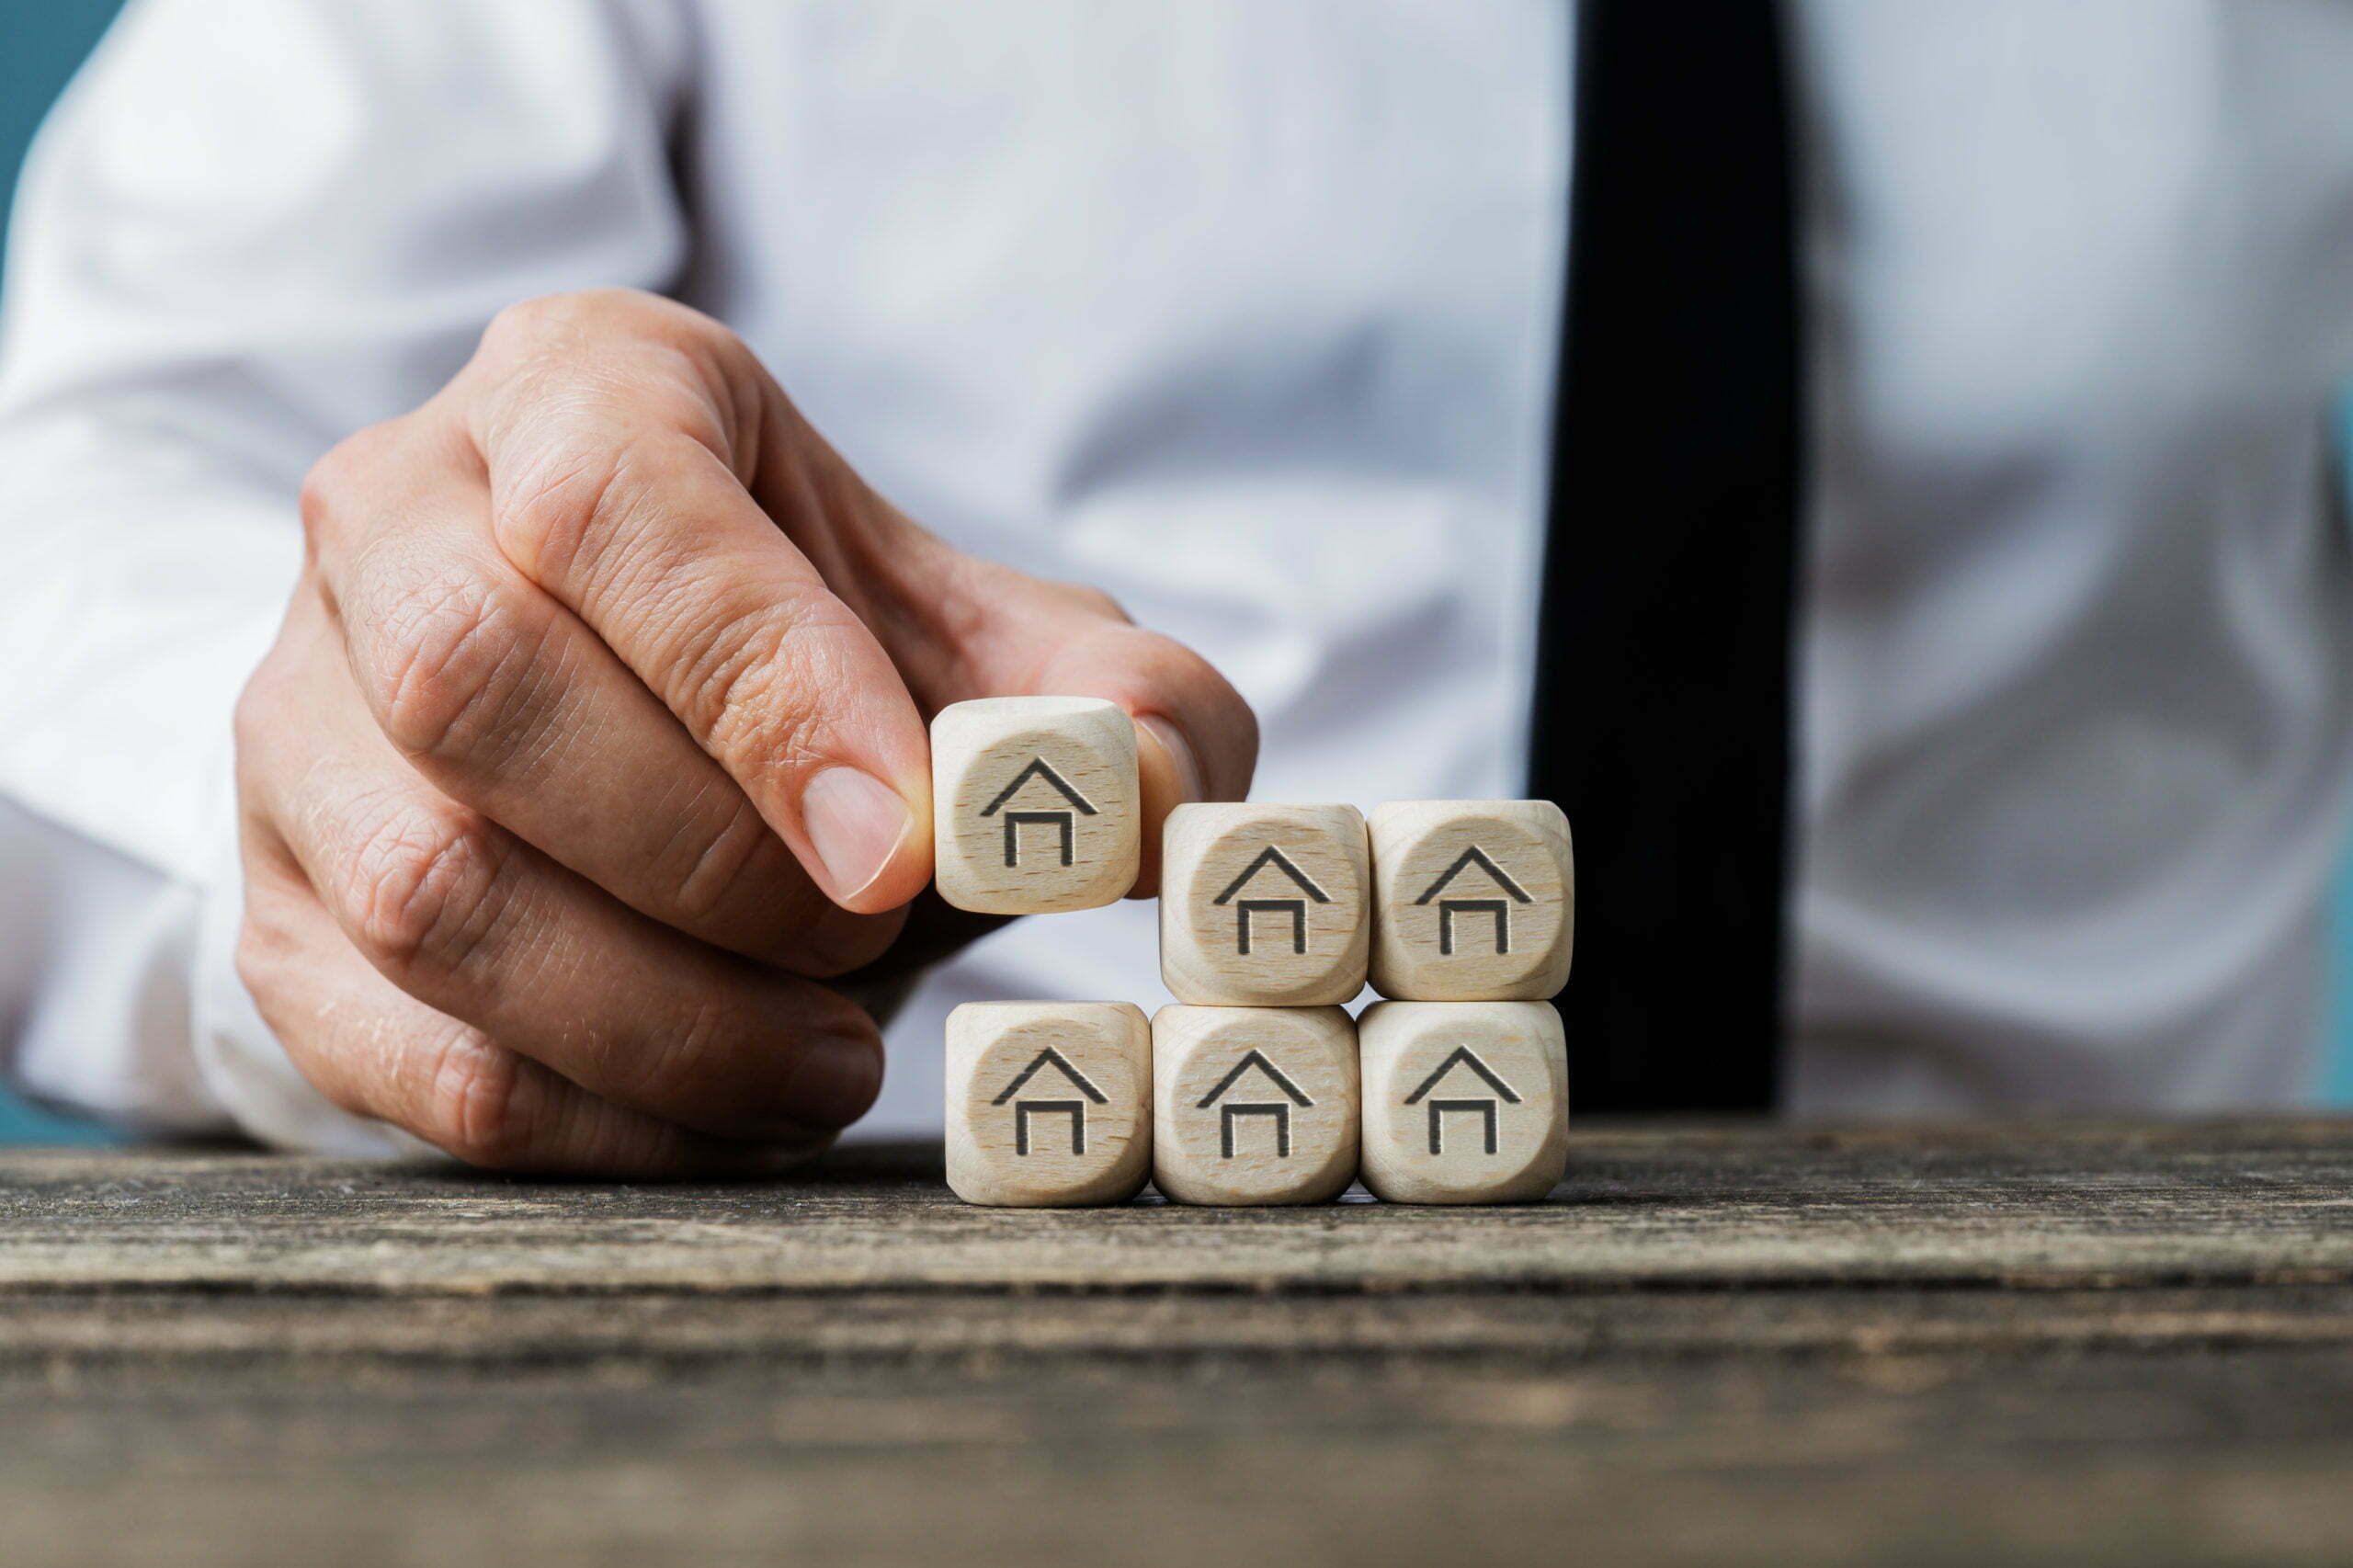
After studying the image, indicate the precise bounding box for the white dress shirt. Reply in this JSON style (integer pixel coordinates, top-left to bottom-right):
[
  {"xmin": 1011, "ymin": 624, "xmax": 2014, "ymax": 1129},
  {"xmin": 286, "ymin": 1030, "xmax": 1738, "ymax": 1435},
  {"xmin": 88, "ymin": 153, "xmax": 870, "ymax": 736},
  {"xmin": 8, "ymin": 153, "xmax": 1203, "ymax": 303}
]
[{"xmin": 2, "ymin": 0, "xmax": 2349, "ymax": 1148}]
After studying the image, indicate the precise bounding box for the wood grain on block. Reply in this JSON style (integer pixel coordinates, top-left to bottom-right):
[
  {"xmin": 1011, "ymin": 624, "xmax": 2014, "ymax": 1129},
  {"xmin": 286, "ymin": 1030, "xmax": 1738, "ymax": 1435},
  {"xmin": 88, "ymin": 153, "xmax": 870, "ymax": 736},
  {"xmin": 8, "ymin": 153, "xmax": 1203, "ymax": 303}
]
[
  {"xmin": 1358, "ymin": 1001, "xmax": 1567, "ymax": 1204},
  {"xmin": 1151, "ymin": 1006, "xmax": 1359, "ymax": 1206},
  {"xmin": 945, "ymin": 1002, "xmax": 1151, "ymax": 1207},
  {"xmin": 1369, "ymin": 801, "xmax": 1573, "ymax": 1001},
  {"xmin": 930, "ymin": 698, "xmax": 1140, "ymax": 915},
  {"xmin": 1160, "ymin": 802, "xmax": 1370, "ymax": 1005}
]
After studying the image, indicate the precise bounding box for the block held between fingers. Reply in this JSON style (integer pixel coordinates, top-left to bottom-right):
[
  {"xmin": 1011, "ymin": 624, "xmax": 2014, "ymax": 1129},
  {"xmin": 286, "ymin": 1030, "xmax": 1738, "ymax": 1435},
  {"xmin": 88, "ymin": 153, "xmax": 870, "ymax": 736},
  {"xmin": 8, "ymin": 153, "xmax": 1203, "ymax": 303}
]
[{"xmin": 929, "ymin": 698, "xmax": 1142, "ymax": 914}]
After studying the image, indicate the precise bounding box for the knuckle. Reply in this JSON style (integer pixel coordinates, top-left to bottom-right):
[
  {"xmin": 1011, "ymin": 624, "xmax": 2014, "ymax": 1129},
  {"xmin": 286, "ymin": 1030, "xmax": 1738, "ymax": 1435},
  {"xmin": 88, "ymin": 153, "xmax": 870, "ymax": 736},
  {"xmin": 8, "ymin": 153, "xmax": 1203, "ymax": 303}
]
[
  {"xmin": 361, "ymin": 570, "xmax": 543, "ymax": 763},
  {"xmin": 682, "ymin": 594, "xmax": 845, "ymax": 772},
  {"xmin": 487, "ymin": 430, "xmax": 649, "ymax": 588},
  {"xmin": 229, "ymin": 906, "xmax": 381, "ymax": 1125},
  {"xmin": 296, "ymin": 458, "xmax": 345, "ymax": 546},
  {"xmin": 299, "ymin": 423, "xmax": 404, "ymax": 551},
  {"xmin": 667, "ymin": 790, "xmax": 787, "ymax": 925},
  {"xmin": 473, "ymin": 311, "xmax": 755, "ymax": 589},
  {"xmin": 1059, "ymin": 581, "xmax": 1132, "ymax": 624},
  {"xmin": 1155, "ymin": 634, "xmax": 1227, "ymax": 693},
  {"xmin": 416, "ymin": 1033, "xmax": 539, "ymax": 1168},
  {"xmin": 340, "ymin": 800, "xmax": 510, "ymax": 983},
  {"xmin": 482, "ymin": 290, "xmax": 722, "ymax": 371},
  {"xmin": 1141, "ymin": 627, "xmax": 1253, "ymax": 719},
  {"xmin": 231, "ymin": 909, "xmax": 293, "ymax": 1008},
  {"xmin": 231, "ymin": 657, "xmax": 287, "ymax": 762},
  {"xmin": 619, "ymin": 293, "xmax": 727, "ymax": 358},
  {"xmin": 482, "ymin": 291, "xmax": 597, "ymax": 358}
]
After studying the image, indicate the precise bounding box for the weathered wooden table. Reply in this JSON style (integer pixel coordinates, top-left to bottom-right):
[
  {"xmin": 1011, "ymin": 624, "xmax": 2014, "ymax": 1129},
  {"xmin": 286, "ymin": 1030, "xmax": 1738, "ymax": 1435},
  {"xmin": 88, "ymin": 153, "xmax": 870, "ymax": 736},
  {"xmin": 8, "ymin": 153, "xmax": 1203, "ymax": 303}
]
[{"xmin": 4, "ymin": 1118, "xmax": 2351, "ymax": 1566}]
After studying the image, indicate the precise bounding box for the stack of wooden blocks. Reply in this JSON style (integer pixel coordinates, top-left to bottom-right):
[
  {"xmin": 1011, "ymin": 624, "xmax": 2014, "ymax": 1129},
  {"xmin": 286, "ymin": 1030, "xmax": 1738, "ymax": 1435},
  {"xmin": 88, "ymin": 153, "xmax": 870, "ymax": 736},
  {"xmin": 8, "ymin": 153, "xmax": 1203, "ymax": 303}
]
[{"xmin": 934, "ymin": 698, "xmax": 1573, "ymax": 1208}]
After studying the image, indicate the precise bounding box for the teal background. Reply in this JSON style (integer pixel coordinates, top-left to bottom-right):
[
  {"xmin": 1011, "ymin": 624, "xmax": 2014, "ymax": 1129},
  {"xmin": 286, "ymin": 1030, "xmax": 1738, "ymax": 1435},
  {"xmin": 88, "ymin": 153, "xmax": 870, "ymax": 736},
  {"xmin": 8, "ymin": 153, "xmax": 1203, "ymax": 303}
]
[
  {"xmin": 0, "ymin": 0, "xmax": 126, "ymax": 1142},
  {"xmin": 0, "ymin": 0, "xmax": 2349, "ymax": 1139},
  {"xmin": 1, "ymin": 0, "xmax": 121, "ymax": 257}
]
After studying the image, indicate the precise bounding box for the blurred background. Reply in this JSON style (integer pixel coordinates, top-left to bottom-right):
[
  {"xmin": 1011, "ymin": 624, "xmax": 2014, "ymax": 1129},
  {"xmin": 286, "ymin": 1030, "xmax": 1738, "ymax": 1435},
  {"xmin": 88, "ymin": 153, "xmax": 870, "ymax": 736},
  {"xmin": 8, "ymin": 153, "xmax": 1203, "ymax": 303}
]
[
  {"xmin": 0, "ymin": 0, "xmax": 122, "ymax": 1143},
  {"xmin": 4, "ymin": 2, "xmax": 2351, "ymax": 1144}
]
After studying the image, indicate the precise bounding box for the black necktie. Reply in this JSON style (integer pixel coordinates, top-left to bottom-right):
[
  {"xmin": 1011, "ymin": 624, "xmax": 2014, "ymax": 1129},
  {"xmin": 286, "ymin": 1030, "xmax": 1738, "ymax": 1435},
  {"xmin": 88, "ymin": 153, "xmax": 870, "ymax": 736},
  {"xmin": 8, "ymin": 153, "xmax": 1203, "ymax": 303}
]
[{"xmin": 1527, "ymin": 0, "xmax": 1804, "ymax": 1114}]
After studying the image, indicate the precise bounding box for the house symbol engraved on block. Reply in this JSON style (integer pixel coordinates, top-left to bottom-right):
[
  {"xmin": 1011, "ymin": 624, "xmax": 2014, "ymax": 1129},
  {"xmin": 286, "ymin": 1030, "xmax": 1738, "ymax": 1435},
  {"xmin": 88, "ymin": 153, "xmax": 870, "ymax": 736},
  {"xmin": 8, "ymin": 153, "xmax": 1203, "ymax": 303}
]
[
  {"xmin": 1194, "ymin": 1049, "xmax": 1315, "ymax": 1159},
  {"xmin": 1412, "ymin": 846, "xmax": 1533, "ymax": 956},
  {"xmin": 1211, "ymin": 846, "xmax": 1331, "ymax": 956},
  {"xmin": 1401, "ymin": 1046, "xmax": 1522, "ymax": 1156},
  {"xmin": 978, "ymin": 757, "xmax": 1098, "ymax": 869},
  {"xmin": 989, "ymin": 1046, "xmax": 1108, "ymax": 1156}
]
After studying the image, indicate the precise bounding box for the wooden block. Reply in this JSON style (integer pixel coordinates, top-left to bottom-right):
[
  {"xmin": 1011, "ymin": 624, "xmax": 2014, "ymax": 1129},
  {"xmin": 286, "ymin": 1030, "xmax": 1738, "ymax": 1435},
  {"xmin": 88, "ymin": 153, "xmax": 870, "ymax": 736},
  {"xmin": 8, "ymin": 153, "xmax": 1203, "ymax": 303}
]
[
  {"xmin": 944, "ymin": 1001, "xmax": 1152, "ymax": 1207},
  {"xmin": 1368, "ymin": 801, "xmax": 1574, "ymax": 1002},
  {"xmin": 930, "ymin": 698, "xmax": 1140, "ymax": 915},
  {"xmin": 1150, "ymin": 1006, "xmax": 1359, "ymax": 1206},
  {"xmin": 1357, "ymin": 1001, "xmax": 1566, "ymax": 1204},
  {"xmin": 1159, "ymin": 803, "xmax": 1370, "ymax": 1006}
]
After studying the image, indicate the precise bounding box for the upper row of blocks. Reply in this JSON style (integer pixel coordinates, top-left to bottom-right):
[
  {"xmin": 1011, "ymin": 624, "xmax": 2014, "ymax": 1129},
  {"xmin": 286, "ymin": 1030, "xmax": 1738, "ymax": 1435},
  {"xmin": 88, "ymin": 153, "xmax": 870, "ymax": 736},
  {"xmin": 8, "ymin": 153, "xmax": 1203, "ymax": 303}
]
[{"xmin": 931, "ymin": 698, "xmax": 1574, "ymax": 1004}]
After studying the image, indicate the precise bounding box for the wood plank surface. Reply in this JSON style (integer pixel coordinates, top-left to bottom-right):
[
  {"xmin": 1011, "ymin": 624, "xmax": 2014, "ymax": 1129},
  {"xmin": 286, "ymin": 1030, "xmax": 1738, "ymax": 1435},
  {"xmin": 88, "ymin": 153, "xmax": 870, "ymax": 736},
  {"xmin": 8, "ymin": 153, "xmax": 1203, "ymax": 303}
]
[{"xmin": 4, "ymin": 1118, "xmax": 2351, "ymax": 1567}]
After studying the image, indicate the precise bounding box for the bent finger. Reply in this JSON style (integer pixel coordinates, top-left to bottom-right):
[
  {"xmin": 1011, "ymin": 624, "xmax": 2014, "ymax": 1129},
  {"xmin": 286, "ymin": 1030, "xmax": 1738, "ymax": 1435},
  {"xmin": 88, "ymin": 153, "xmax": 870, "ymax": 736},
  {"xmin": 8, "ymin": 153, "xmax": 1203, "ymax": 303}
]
[
  {"xmin": 309, "ymin": 430, "xmax": 900, "ymax": 974},
  {"xmin": 460, "ymin": 297, "xmax": 932, "ymax": 912},
  {"xmin": 869, "ymin": 553, "xmax": 1260, "ymax": 895},
  {"xmin": 237, "ymin": 833, "xmax": 824, "ymax": 1176},
  {"xmin": 241, "ymin": 634, "xmax": 886, "ymax": 1141}
]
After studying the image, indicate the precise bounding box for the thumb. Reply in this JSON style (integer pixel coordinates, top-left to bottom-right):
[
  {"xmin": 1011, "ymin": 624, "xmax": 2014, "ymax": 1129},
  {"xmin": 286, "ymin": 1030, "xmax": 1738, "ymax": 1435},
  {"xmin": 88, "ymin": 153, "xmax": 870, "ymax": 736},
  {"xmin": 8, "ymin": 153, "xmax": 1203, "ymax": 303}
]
[
  {"xmin": 850, "ymin": 551, "xmax": 1257, "ymax": 898},
  {"xmin": 778, "ymin": 475, "xmax": 1258, "ymax": 896},
  {"xmin": 1022, "ymin": 616, "xmax": 1259, "ymax": 897}
]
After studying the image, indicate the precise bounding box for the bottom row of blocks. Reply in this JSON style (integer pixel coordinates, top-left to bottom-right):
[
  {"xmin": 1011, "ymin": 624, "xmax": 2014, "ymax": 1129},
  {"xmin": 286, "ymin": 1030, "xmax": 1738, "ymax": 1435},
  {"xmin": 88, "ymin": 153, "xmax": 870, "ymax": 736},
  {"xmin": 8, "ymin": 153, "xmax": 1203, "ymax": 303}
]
[{"xmin": 945, "ymin": 1000, "xmax": 1567, "ymax": 1207}]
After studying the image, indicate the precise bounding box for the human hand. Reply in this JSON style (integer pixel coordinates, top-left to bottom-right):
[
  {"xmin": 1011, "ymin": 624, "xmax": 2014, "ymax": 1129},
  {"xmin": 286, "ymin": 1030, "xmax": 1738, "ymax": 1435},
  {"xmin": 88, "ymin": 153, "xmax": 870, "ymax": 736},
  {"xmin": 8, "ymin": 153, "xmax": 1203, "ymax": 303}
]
[{"xmin": 233, "ymin": 290, "xmax": 1255, "ymax": 1174}]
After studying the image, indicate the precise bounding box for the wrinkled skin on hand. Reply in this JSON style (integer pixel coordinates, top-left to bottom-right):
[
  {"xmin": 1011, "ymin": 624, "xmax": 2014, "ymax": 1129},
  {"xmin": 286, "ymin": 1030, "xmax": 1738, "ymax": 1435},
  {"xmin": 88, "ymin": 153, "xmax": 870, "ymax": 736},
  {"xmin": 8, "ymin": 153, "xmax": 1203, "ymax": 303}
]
[{"xmin": 233, "ymin": 290, "xmax": 1256, "ymax": 1174}]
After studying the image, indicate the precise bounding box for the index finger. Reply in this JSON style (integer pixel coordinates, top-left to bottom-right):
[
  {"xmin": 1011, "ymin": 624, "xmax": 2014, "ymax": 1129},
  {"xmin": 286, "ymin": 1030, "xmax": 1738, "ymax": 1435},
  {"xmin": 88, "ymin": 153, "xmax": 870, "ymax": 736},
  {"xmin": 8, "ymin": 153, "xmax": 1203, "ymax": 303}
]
[{"xmin": 460, "ymin": 295, "xmax": 933, "ymax": 914}]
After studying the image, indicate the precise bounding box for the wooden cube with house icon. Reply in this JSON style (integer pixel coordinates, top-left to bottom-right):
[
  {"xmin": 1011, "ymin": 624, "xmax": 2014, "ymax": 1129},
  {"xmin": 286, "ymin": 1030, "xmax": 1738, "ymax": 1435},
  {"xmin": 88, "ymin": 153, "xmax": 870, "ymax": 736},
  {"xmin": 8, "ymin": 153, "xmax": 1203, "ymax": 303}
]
[
  {"xmin": 1159, "ymin": 802, "xmax": 1370, "ymax": 1006},
  {"xmin": 1368, "ymin": 801, "xmax": 1574, "ymax": 1002},
  {"xmin": 944, "ymin": 1001, "xmax": 1153, "ymax": 1207},
  {"xmin": 930, "ymin": 698, "xmax": 1141, "ymax": 915},
  {"xmin": 1356, "ymin": 1000, "xmax": 1567, "ymax": 1204},
  {"xmin": 1151, "ymin": 1005, "xmax": 1359, "ymax": 1206}
]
